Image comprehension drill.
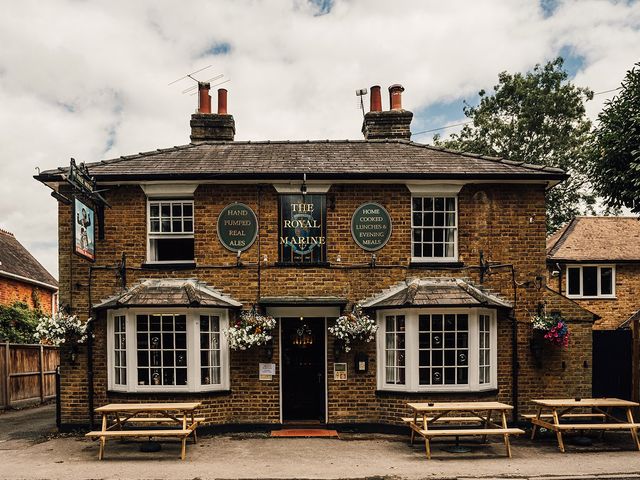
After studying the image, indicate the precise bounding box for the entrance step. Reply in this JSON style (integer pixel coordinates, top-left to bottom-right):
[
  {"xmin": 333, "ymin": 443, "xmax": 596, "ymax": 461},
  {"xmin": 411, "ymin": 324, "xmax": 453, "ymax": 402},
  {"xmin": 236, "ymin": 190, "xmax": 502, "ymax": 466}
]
[{"xmin": 270, "ymin": 429, "xmax": 339, "ymax": 438}]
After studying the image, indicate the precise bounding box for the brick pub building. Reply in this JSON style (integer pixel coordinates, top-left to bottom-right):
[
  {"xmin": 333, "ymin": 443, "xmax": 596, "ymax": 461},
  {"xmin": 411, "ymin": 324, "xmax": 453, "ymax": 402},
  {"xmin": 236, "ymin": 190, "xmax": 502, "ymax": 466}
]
[{"xmin": 36, "ymin": 84, "xmax": 596, "ymax": 430}]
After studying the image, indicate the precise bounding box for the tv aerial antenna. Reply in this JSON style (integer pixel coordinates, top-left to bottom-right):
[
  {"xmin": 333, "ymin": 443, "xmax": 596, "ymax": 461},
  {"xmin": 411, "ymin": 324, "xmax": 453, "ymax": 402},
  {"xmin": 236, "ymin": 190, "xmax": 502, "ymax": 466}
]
[
  {"xmin": 168, "ymin": 65, "xmax": 231, "ymax": 95},
  {"xmin": 356, "ymin": 88, "xmax": 368, "ymax": 117}
]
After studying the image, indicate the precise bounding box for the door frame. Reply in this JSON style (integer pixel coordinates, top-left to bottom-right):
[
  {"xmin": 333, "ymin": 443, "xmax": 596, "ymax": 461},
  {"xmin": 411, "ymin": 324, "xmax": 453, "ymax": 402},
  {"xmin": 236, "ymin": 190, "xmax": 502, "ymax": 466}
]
[{"xmin": 268, "ymin": 306, "xmax": 339, "ymax": 424}]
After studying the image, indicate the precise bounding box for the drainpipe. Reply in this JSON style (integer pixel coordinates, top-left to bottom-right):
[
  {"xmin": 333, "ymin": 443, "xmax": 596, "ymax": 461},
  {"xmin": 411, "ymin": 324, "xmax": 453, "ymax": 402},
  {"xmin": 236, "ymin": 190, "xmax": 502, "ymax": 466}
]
[{"xmin": 87, "ymin": 266, "xmax": 95, "ymax": 430}]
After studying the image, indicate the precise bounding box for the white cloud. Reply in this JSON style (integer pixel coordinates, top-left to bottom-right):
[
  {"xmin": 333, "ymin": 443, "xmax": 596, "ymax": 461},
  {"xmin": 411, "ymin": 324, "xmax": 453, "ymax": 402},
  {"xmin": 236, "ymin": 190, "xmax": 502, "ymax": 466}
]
[{"xmin": 0, "ymin": 0, "xmax": 638, "ymax": 278}]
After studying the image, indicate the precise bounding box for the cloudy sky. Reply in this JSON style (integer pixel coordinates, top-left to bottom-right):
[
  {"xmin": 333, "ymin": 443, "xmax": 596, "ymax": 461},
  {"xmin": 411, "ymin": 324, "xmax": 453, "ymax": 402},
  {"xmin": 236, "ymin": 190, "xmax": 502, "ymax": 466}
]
[{"xmin": 1, "ymin": 0, "xmax": 639, "ymax": 278}]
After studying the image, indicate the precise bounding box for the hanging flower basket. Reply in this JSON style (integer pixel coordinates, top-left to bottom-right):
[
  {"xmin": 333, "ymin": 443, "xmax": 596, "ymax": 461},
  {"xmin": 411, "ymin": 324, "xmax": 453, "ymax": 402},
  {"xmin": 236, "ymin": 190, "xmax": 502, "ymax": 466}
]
[
  {"xmin": 328, "ymin": 305, "xmax": 378, "ymax": 353},
  {"xmin": 531, "ymin": 312, "xmax": 570, "ymax": 347},
  {"xmin": 35, "ymin": 312, "xmax": 91, "ymax": 347},
  {"xmin": 225, "ymin": 309, "xmax": 276, "ymax": 351}
]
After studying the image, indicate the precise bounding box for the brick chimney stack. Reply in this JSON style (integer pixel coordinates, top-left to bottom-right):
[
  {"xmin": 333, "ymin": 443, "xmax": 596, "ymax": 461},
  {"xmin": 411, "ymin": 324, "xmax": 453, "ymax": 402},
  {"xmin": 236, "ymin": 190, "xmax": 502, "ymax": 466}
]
[
  {"xmin": 190, "ymin": 84, "xmax": 235, "ymax": 142},
  {"xmin": 362, "ymin": 84, "xmax": 413, "ymax": 141}
]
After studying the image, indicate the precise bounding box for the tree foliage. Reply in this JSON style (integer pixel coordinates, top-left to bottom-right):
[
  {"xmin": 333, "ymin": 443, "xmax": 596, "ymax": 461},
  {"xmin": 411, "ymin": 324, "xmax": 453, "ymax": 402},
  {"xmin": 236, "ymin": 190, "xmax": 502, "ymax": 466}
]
[
  {"xmin": 589, "ymin": 62, "xmax": 640, "ymax": 214},
  {"xmin": 0, "ymin": 301, "xmax": 41, "ymax": 343},
  {"xmin": 434, "ymin": 58, "xmax": 595, "ymax": 232}
]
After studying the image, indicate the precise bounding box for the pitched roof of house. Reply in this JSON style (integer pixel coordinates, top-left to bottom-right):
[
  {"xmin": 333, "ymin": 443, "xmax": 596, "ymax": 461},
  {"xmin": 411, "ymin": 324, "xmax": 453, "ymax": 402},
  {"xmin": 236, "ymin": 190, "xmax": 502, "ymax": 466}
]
[
  {"xmin": 360, "ymin": 278, "xmax": 513, "ymax": 310},
  {"xmin": 619, "ymin": 310, "xmax": 640, "ymax": 329},
  {"xmin": 35, "ymin": 139, "xmax": 566, "ymax": 183},
  {"xmin": 547, "ymin": 216, "xmax": 640, "ymax": 262},
  {"xmin": 0, "ymin": 229, "xmax": 58, "ymax": 290},
  {"xmin": 94, "ymin": 278, "xmax": 242, "ymax": 310}
]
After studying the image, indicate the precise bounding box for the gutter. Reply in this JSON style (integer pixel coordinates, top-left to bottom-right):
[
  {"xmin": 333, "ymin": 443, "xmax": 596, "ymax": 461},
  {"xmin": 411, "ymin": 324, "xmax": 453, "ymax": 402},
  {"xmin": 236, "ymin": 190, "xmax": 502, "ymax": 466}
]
[{"xmin": 0, "ymin": 270, "xmax": 58, "ymax": 291}]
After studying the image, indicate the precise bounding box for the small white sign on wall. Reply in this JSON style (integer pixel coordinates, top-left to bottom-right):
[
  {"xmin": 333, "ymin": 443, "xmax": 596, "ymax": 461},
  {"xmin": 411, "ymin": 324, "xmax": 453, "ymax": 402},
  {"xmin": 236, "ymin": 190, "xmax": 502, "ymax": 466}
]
[
  {"xmin": 334, "ymin": 363, "xmax": 347, "ymax": 381},
  {"xmin": 259, "ymin": 363, "xmax": 276, "ymax": 381}
]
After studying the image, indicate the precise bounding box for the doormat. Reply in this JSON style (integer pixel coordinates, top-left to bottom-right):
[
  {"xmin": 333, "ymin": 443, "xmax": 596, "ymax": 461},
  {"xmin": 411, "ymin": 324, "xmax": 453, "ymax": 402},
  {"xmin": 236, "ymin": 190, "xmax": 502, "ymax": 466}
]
[{"xmin": 270, "ymin": 429, "xmax": 339, "ymax": 438}]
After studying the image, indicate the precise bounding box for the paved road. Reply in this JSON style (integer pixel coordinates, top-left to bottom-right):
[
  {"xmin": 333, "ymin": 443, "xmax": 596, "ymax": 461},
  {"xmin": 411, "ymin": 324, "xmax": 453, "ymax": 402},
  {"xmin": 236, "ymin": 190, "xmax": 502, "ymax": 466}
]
[{"xmin": 2, "ymin": 405, "xmax": 640, "ymax": 479}]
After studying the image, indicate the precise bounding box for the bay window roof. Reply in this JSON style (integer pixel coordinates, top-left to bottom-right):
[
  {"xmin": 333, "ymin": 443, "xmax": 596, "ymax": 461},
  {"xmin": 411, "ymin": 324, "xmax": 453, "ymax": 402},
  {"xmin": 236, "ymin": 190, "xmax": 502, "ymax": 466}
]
[
  {"xmin": 360, "ymin": 278, "xmax": 512, "ymax": 310},
  {"xmin": 94, "ymin": 278, "xmax": 242, "ymax": 310}
]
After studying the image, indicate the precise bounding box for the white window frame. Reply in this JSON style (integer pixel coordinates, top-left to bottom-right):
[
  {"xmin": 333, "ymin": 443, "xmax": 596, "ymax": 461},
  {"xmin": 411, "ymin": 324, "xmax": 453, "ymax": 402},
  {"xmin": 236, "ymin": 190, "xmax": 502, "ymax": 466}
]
[
  {"xmin": 106, "ymin": 308, "xmax": 230, "ymax": 393},
  {"xmin": 146, "ymin": 198, "xmax": 195, "ymax": 264},
  {"xmin": 376, "ymin": 308, "xmax": 497, "ymax": 392},
  {"xmin": 410, "ymin": 195, "xmax": 459, "ymax": 263},
  {"xmin": 565, "ymin": 265, "xmax": 616, "ymax": 299}
]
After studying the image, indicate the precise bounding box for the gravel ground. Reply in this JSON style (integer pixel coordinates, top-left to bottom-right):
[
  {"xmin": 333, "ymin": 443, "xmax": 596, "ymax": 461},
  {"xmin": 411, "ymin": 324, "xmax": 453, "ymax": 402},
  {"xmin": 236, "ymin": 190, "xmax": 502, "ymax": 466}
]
[{"xmin": 2, "ymin": 404, "xmax": 640, "ymax": 480}]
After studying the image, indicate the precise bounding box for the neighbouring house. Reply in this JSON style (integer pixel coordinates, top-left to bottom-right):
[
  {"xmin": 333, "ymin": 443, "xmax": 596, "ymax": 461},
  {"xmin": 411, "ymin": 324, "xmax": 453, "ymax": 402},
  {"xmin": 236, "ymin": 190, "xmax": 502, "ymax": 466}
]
[
  {"xmin": 0, "ymin": 228, "xmax": 58, "ymax": 315},
  {"xmin": 546, "ymin": 216, "xmax": 640, "ymax": 401},
  {"xmin": 36, "ymin": 83, "xmax": 595, "ymax": 431}
]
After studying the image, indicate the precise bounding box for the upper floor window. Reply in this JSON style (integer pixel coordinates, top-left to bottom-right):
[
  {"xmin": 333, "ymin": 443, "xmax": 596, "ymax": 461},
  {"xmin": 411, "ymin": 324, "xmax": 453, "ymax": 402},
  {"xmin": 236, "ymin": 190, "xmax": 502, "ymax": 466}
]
[
  {"xmin": 377, "ymin": 308, "xmax": 496, "ymax": 392},
  {"xmin": 107, "ymin": 309, "xmax": 230, "ymax": 392},
  {"xmin": 411, "ymin": 196, "xmax": 458, "ymax": 262},
  {"xmin": 147, "ymin": 199, "xmax": 194, "ymax": 263},
  {"xmin": 566, "ymin": 265, "xmax": 615, "ymax": 298}
]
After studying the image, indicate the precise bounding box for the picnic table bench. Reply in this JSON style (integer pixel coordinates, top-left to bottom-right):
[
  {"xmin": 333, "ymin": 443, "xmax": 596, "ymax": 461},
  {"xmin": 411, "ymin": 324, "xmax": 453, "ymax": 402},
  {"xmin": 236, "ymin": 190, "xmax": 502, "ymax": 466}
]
[
  {"xmin": 85, "ymin": 402, "xmax": 203, "ymax": 460},
  {"xmin": 527, "ymin": 398, "xmax": 640, "ymax": 453},
  {"xmin": 404, "ymin": 401, "xmax": 524, "ymax": 459}
]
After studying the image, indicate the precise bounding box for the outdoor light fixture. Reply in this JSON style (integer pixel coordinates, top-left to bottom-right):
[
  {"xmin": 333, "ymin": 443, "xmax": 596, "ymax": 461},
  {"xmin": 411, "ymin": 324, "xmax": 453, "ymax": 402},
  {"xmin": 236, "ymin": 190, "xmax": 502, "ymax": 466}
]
[{"xmin": 300, "ymin": 173, "xmax": 307, "ymax": 196}]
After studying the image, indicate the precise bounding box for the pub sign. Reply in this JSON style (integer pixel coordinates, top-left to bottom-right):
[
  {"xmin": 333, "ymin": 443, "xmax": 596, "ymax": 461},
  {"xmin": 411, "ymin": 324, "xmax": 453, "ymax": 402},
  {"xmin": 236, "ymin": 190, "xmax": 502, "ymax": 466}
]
[
  {"xmin": 217, "ymin": 203, "xmax": 258, "ymax": 252},
  {"xmin": 279, "ymin": 194, "xmax": 326, "ymax": 264},
  {"xmin": 73, "ymin": 197, "xmax": 96, "ymax": 262},
  {"xmin": 351, "ymin": 202, "xmax": 392, "ymax": 251}
]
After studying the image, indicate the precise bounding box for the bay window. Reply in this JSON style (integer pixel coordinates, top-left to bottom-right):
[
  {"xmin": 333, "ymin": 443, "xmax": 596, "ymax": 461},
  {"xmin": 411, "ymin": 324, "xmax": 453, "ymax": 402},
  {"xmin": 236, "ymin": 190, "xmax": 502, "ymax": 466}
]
[
  {"xmin": 107, "ymin": 309, "xmax": 230, "ymax": 392},
  {"xmin": 566, "ymin": 265, "xmax": 615, "ymax": 298},
  {"xmin": 377, "ymin": 309, "xmax": 497, "ymax": 392}
]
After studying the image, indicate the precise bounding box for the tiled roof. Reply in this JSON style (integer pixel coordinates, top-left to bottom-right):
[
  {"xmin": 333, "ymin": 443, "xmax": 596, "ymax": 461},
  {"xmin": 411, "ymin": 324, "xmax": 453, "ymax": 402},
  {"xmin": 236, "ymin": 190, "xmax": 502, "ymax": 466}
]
[
  {"xmin": 359, "ymin": 278, "xmax": 512, "ymax": 309},
  {"xmin": 35, "ymin": 140, "xmax": 566, "ymax": 182},
  {"xmin": 93, "ymin": 278, "xmax": 242, "ymax": 310},
  {"xmin": 547, "ymin": 216, "xmax": 640, "ymax": 262},
  {"xmin": 0, "ymin": 229, "xmax": 57, "ymax": 290}
]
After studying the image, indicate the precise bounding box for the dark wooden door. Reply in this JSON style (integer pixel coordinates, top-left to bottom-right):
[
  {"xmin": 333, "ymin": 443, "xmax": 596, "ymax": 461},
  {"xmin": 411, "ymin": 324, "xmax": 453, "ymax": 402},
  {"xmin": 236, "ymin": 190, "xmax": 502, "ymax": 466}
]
[
  {"xmin": 593, "ymin": 330, "xmax": 632, "ymax": 399},
  {"xmin": 281, "ymin": 317, "xmax": 326, "ymax": 422}
]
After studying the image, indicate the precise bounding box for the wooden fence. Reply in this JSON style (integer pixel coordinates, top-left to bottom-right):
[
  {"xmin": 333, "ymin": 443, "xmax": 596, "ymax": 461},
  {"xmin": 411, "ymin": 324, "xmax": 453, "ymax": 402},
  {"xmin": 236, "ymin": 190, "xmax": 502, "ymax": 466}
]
[{"xmin": 0, "ymin": 343, "xmax": 59, "ymax": 409}]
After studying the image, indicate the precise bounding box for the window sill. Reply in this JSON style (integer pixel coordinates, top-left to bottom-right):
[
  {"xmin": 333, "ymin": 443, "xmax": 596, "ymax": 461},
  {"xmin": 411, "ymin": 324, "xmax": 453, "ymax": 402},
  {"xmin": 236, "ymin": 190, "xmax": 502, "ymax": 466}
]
[
  {"xmin": 409, "ymin": 261, "xmax": 464, "ymax": 269},
  {"xmin": 141, "ymin": 262, "xmax": 196, "ymax": 270},
  {"xmin": 107, "ymin": 389, "xmax": 231, "ymax": 397},
  {"xmin": 274, "ymin": 262, "xmax": 331, "ymax": 268},
  {"xmin": 375, "ymin": 388, "xmax": 499, "ymax": 398},
  {"xmin": 566, "ymin": 296, "xmax": 617, "ymax": 300}
]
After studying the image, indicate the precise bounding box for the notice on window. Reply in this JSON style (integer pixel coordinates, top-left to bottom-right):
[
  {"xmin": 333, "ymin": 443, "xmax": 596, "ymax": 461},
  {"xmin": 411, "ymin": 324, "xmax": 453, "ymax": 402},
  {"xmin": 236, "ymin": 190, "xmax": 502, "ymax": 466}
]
[
  {"xmin": 334, "ymin": 363, "xmax": 347, "ymax": 381},
  {"xmin": 259, "ymin": 363, "xmax": 276, "ymax": 381}
]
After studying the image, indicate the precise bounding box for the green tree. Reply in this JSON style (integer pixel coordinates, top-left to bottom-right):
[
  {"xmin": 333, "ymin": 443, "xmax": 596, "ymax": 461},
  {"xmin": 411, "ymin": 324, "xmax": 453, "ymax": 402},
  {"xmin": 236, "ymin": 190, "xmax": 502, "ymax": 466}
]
[
  {"xmin": 0, "ymin": 301, "xmax": 41, "ymax": 343},
  {"xmin": 434, "ymin": 58, "xmax": 595, "ymax": 232},
  {"xmin": 589, "ymin": 62, "xmax": 640, "ymax": 213}
]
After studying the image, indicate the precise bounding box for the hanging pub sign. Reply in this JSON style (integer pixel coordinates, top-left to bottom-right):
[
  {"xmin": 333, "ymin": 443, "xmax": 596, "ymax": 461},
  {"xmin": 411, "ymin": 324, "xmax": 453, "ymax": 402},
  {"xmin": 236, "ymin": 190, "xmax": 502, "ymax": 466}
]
[
  {"xmin": 279, "ymin": 194, "xmax": 327, "ymax": 264},
  {"xmin": 350, "ymin": 202, "xmax": 392, "ymax": 251},
  {"xmin": 73, "ymin": 197, "xmax": 96, "ymax": 262},
  {"xmin": 217, "ymin": 203, "xmax": 258, "ymax": 252}
]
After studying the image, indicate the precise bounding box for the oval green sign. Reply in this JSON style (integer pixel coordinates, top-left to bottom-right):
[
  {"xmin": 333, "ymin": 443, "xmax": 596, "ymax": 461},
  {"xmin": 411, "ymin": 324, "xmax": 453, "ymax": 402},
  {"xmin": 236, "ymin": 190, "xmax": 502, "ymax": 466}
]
[
  {"xmin": 217, "ymin": 203, "xmax": 258, "ymax": 252},
  {"xmin": 351, "ymin": 202, "xmax": 392, "ymax": 251}
]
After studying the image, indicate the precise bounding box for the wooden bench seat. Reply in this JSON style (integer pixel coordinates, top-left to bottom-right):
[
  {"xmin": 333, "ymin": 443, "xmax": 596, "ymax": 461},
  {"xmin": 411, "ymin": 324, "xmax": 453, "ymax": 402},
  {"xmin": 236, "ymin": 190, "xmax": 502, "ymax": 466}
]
[
  {"xmin": 416, "ymin": 427, "xmax": 524, "ymax": 437},
  {"xmin": 86, "ymin": 429, "xmax": 192, "ymax": 438},
  {"xmin": 555, "ymin": 423, "xmax": 640, "ymax": 431},
  {"xmin": 522, "ymin": 413, "xmax": 605, "ymax": 419}
]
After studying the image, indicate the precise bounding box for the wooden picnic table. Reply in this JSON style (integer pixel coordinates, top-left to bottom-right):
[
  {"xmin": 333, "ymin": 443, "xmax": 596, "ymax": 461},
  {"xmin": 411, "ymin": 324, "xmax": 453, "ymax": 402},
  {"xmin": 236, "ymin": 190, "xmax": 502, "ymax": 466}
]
[
  {"xmin": 85, "ymin": 402, "xmax": 203, "ymax": 460},
  {"xmin": 404, "ymin": 401, "xmax": 524, "ymax": 459},
  {"xmin": 528, "ymin": 398, "xmax": 640, "ymax": 453}
]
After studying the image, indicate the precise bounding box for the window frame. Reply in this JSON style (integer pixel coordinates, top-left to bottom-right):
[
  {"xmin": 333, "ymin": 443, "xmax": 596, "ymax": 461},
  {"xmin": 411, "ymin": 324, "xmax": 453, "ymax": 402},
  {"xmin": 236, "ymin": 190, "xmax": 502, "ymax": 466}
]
[
  {"xmin": 565, "ymin": 264, "xmax": 616, "ymax": 299},
  {"xmin": 106, "ymin": 308, "xmax": 230, "ymax": 393},
  {"xmin": 410, "ymin": 195, "xmax": 459, "ymax": 263},
  {"xmin": 376, "ymin": 308, "xmax": 497, "ymax": 393},
  {"xmin": 146, "ymin": 198, "xmax": 195, "ymax": 264}
]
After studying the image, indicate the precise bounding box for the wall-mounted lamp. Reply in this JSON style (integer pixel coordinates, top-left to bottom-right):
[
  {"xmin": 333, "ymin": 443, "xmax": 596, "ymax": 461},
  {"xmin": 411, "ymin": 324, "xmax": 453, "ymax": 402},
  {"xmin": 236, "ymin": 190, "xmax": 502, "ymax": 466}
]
[{"xmin": 301, "ymin": 173, "xmax": 307, "ymax": 196}]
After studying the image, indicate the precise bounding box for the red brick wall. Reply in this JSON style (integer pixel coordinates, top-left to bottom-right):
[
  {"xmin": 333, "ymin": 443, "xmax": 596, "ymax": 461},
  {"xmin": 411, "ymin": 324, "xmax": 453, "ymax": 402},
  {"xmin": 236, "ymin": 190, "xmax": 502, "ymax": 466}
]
[
  {"xmin": 0, "ymin": 276, "xmax": 55, "ymax": 315},
  {"xmin": 55, "ymin": 182, "xmax": 593, "ymax": 426}
]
